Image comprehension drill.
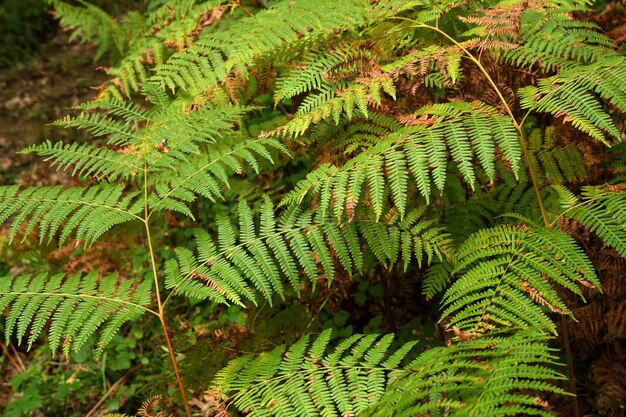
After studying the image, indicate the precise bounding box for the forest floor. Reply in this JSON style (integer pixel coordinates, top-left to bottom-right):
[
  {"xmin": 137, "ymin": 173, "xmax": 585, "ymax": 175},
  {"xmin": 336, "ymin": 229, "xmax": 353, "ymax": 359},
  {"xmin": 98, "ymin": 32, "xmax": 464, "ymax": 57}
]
[
  {"xmin": 0, "ymin": 30, "xmax": 106, "ymax": 412},
  {"xmin": 0, "ymin": 31, "xmax": 107, "ymax": 186}
]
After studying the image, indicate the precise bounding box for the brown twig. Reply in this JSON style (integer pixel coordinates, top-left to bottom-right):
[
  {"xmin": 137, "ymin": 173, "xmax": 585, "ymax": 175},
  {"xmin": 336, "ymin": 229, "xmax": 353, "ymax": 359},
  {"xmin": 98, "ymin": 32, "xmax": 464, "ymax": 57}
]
[
  {"xmin": 561, "ymin": 316, "xmax": 580, "ymax": 417},
  {"xmin": 9, "ymin": 342, "xmax": 26, "ymax": 372},
  {"xmin": 234, "ymin": 0, "xmax": 254, "ymax": 16},
  {"xmin": 0, "ymin": 340, "xmax": 24, "ymax": 373},
  {"xmin": 143, "ymin": 162, "xmax": 192, "ymax": 417}
]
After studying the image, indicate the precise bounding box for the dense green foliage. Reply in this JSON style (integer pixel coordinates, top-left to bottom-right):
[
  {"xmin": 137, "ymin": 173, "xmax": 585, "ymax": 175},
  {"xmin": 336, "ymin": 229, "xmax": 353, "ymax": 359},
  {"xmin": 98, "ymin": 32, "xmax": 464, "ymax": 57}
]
[
  {"xmin": 1, "ymin": 0, "xmax": 626, "ymax": 415},
  {"xmin": 0, "ymin": 0, "xmax": 54, "ymax": 68}
]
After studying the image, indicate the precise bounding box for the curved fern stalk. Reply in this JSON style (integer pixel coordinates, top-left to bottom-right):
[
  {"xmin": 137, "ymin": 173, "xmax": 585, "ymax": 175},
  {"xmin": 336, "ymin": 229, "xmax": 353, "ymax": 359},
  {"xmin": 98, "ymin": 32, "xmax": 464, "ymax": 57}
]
[
  {"xmin": 164, "ymin": 198, "xmax": 451, "ymax": 308},
  {"xmin": 554, "ymin": 184, "xmax": 626, "ymax": 258},
  {"xmin": 0, "ymin": 272, "xmax": 153, "ymax": 357},
  {"xmin": 212, "ymin": 329, "xmax": 417, "ymax": 417},
  {"xmin": 366, "ymin": 330, "xmax": 565, "ymax": 417},
  {"xmin": 441, "ymin": 222, "xmax": 599, "ymax": 336},
  {"xmin": 280, "ymin": 105, "xmax": 520, "ymax": 217},
  {"xmin": 0, "ymin": 185, "xmax": 142, "ymax": 246}
]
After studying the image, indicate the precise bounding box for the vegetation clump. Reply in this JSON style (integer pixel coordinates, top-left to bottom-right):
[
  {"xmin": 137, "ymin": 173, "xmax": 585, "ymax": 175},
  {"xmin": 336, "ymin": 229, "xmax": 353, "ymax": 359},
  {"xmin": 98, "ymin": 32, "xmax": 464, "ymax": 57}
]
[{"xmin": 1, "ymin": 0, "xmax": 626, "ymax": 416}]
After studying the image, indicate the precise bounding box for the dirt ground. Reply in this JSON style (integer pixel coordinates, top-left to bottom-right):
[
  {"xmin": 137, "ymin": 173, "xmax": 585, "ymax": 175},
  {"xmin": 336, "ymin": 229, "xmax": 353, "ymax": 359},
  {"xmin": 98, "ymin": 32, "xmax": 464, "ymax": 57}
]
[{"xmin": 0, "ymin": 31, "xmax": 107, "ymax": 186}]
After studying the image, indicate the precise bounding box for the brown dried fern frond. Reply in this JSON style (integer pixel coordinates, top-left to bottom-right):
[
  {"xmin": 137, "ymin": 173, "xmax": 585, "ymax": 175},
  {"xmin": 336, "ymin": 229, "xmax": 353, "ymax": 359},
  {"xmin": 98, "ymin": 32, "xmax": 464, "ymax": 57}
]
[
  {"xmin": 138, "ymin": 395, "xmax": 174, "ymax": 417},
  {"xmin": 605, "ymin": 304, "xmax": 626, "ymax": 340},
  {"xmin": 460, "ymin": 0, "xmax": 547, "ymax": 38},
  {"xmin": 568, "ymin": 303, "xmax": 604, "ymax": 350},
  {"xmin": 591, "ymin": 351, "xmax": 626, "ymax": 415},
  {"xmin": 191, "ymin": 390, "xmax": 230, "ymax": 417},
  {"xmin": 608, "ymin": 23, "xmax": 626, "ymax": 44}
]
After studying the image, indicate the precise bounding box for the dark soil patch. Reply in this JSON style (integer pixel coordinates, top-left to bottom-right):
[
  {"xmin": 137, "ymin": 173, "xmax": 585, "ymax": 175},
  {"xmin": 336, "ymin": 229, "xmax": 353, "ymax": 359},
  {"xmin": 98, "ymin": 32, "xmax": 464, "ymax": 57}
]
[{"xmin": 0, "ymin": 31, "xmax": 107, "ymax": 185}]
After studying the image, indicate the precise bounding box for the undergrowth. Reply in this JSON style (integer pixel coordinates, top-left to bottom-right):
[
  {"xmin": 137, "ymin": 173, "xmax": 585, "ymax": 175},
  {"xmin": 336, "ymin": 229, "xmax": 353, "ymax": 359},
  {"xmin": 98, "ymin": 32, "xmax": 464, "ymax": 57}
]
[{"xmin": 1, "ymin": 0, "xmax": 626, "ymax": 416}]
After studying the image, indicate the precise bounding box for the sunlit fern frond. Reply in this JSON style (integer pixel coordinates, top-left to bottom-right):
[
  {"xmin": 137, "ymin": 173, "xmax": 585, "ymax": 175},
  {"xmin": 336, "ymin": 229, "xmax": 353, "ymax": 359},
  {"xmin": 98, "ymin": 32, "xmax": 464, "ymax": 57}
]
[
  {"xmin": 164, "ymin": 198, "xmax": 451, "ymax": 307},
  {"xmin": 0, "ymin": 185, "xmax": 142, "ymax": 246},
  {"xmin": 0, "ymin": 272, "xmax": 151, "ymax": 356},
  {"xmin": 212, "ymin": 329, "xmax": 417, "ymax": 416},
  {"xmin": 441, "ymin": 222, "xmax": 599, "ymax": 336},
  {"xmin": 281, "ymin": 103, "xmax": 520, "ymax": 217}
]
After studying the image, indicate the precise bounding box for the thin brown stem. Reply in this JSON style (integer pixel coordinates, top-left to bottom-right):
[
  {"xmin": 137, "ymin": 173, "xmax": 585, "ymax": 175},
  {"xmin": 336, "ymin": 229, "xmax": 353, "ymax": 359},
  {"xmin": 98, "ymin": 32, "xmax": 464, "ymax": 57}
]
[
  {"xmin": 235, "ymin": 0, "xmax": 254, "ymax": 16},
  {"xmin": 8, "ymin": 342, "xmax": 25, "ymax": 372},
  {"xmin": 0, "ymin": 340, "xmax": 24, "ymax": 373},
  {"xmin": 143, "ymin": 163, "xmax": 192, "ymax": 417},
  {"xmin": 561, "ymin": 316, "xmax": 580, "ymax": 417}
]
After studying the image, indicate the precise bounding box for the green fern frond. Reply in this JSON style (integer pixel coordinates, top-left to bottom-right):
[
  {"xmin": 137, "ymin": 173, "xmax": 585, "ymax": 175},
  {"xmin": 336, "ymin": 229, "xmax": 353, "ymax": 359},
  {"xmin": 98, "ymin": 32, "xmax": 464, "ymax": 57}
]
[
  {"xmin": 367, "ymin": 330, "xmax": 565, "ymax": 417},
  {"xmin": 281, "ymin": 107, "xmax": 520, "ymax": 216},
  {"xmin": 212, "ymin": 329, "xmax": 564, "ymax": 417},
  {"xmin": 21, "ymin": 140, "xmax": 141, "ymax": 181},
  {"xmin": 50, "ymin": 0, "xmax": 142, "ymax": 60},
  {"xmin": 526, "ymin": 126, "xmax": 586, "ymax": 183},
  {"xmin": 441, "ymin": 223, "xmax": 599, "ymax": 336},
  {"xmin": 518, "ymin": 59, "xmax": 626, "ymax": 144},
  {"xmin": 54, "ymin": 110, "xmax": 137, "ymax": 146},
  {"xmin": 212, "ymin": 329, "xmax": 417, "ymax": 417},
  {"xmin": 504, "ymin": 6, "xmax": 617, "ymax": 70},
  {"xmin": 147, "ymin": 137, "xmax": 286, "ymax": 217},
  {"xmin": 555, "ymin": 184, "xmax": 626, "ymax": 258},
  {"xmin": 0, "ymin": 272, "xmax": 152, "ymax": 356},
  {"xmin": 151, "ymin": 0, "xmax": 429, "ymax": 96},
  {"xmin": 0, "ymin": 185, "xmax": 142, "ymax": 245},
  {"xmin": 164, "ymin": 198, "xmax": 451, "ymax": 307}
]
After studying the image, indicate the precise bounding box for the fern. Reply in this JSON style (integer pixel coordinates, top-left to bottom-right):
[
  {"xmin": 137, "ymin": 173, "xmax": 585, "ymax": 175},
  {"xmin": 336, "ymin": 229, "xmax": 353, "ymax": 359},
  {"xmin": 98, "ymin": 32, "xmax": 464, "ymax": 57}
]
[
  {"xmin": 4, "ymin": 0, "xmax": 626, "ymax": 415},
  {"xmin": 212, "ymin": 330, "xmax": 415, "ymax": 416},
  {"xmin": 367, "ymin": 330, "xmax": 566, "ymax": 417},
  {"xmin": 164, "ymin": 198, "xmax": 451, "ymax": 306},
  {"xmin": 212, "ymin": 329, "xmax": 565, "ymax": 417},
  {"xmin": 0, "ymin": 185, "xmax": 142, "ymax": 245},
  {"xmin": 281, "ymin": 105, "xmax": 521, "ymax": 216},
  {"xmin": 0, "ymin": 272, "xmax": 151, "ymax": 356},
  {"xmin": 555, "ymin": 184, "xmax": 626, "ymax": 257},
  {"xmin": 49, "ymin": 0, "xmax": 143, "ymax": 60},
  {"xmin": 518, "ymin": 59, "xmax": 626, "ymax": 144},
  {"xmin": 152, "ymin": 0, "xmax": 426, "ymax": 96},
  {"xmin": 441, "ymin": 222, "xmax": 599, "ymax": 336}
]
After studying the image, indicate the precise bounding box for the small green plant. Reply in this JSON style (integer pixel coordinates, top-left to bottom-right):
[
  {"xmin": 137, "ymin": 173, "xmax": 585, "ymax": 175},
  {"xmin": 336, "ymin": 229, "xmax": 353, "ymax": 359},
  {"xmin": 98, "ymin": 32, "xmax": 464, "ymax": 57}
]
[{"xmin": 2, "ymin": 0, "xmax": 626, "ymax": 415}]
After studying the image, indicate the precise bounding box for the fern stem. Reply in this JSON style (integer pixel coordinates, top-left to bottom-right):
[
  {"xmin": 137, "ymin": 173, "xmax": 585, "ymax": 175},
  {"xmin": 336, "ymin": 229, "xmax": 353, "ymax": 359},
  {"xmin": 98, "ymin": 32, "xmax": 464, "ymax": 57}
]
[
  {"xmin": 561, "ymin": 315, "xmax": 580, "ymax": 416},
  {"xmin": 143, "ymin": 163, "xmax": 192, "ymax": 417}
]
